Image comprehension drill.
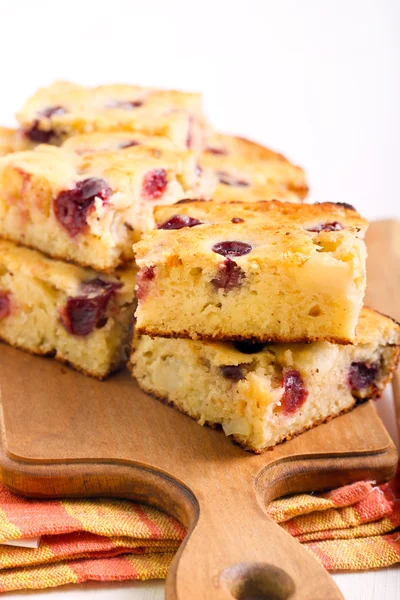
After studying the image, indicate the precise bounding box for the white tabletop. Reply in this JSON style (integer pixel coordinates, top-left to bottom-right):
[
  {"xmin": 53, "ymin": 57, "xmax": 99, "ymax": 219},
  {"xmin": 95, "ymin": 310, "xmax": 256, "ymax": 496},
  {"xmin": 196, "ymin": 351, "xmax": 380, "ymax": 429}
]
[{"xmin": 1, "ymin": 1, "xmax": 399, "ymax": 598}]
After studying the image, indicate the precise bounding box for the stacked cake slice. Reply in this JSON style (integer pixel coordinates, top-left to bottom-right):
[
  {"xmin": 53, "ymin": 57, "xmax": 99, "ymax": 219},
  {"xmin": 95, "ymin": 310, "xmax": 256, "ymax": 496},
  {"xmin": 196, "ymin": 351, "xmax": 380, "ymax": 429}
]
[
  {"xmin": 135, "ymin": 201, "xmax": 367, "ymax": 343},
  {"xmin": 131, "ymin": 200, "xmax": 400, "ymax": 451},
  {"xmin": 0, "ymin": 81, "xmax": 310, "ymax": 380},
  {"xmin": 0, "ymin": 79, "xmax": 398, "ymax": 453},
  {"xmin": 0, "ymin": 83, "xmax": 220, "ymax": 377}
]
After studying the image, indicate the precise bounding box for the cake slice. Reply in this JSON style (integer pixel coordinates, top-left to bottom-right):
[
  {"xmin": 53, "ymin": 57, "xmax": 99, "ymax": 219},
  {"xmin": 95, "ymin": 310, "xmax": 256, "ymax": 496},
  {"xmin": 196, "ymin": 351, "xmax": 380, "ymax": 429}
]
[
  {"xmin": 0, "ymin": 240, "xmax": 136, "ymax": 378},
  {"xmin": 17, "ymin": 81, "xmax": 209, "ymax": 152},
  {"xmin": 201, "ymin": 133, "xmax": 308, "ymax": 202},
  {"xmin": 154, "ymin": 199, "xmax": 368, "ymax": 236},
  {"xmin": 131, "ymin": 308, "xmax": 400, "ymax": 452},
  {"xmin": 134, "ymin": 214, "xmax": 367, "ymax": 344},
  {"xmin": 0, "ymin": 144, "xmax": 214, "ymax": 271}
]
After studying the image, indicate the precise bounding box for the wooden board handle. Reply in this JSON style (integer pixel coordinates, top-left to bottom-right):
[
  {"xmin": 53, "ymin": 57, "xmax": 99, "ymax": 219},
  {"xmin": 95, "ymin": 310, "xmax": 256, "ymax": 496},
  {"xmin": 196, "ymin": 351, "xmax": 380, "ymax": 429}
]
[
  {"xmin": 167, "ymin": 493, "xmax": 343, "ymax": 600},
  {"xmin": 0, "ymin": 458, "xmax": 342, "ymax": 600}
]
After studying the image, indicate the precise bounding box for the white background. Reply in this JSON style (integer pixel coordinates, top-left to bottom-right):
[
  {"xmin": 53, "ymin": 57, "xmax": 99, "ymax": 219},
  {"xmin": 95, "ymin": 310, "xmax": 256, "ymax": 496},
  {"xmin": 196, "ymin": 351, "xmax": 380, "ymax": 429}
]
[
  {"xmin": 0, "ymin": 1, "xmax": 399, "ymax": 598},
  {"xmin": 0, "ymin": 0, "xmax": 399, "ymax": 220}
]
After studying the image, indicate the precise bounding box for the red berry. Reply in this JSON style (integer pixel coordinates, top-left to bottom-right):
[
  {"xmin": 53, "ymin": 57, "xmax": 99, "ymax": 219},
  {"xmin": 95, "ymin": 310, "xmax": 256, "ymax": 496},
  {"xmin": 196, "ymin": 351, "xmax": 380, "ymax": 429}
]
[
  {"xmin": 0, "ymin": 291, "xmax": 10, "ymax": 320},
  {"xmin": 60, "ymin": 279, "xmax": 121, "ymax": 336},
  {"xmin": 158, "ymin": 214, "xmax": 203, "ymax": 230},
  {"xmin": 142, "ymin": 169, "xmax": 168, "ymax": 200},
  {"xmin": 25, "ymin": 122, "xmax": 55, "ymax": 143},
  {"xmin": 26, "ymin": 106, "xmax": 66, "ymax": 143},
  {"xmin": 307, "ymin": 222, "xmax": 343, "ymax": 232},
  {"xmin": 281, "ymin": 369, "xmax": 308, "ymax": 415},
  {"xmin": 348, "ymin": 362, "xmax": 379, "ymax": 391},
  {"xmin": 212, "ymin": 241, "xmax": 252, "ymax": 258},
  {"xmin": 53, "ymin": 178, "xmax": 112, "ymax": 237},
  {"xmin": 136, "ymin": 266, "xmax": 155, "ymax": 301},
  {"xmin": 211, "ymin": 258, "xmax": 245, "ymax": 292}
]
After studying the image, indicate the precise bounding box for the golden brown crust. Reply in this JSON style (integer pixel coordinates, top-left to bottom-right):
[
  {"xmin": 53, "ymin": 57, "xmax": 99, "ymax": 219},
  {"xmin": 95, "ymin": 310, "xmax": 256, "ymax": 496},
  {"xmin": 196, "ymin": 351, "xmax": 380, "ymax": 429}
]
[
  {"xmin": 135, "ymin": 325, "xmax": 353, "ymax": 346},
  {"xmin": 136, "ymin": 307, "xmax": 400, "ymax": 347},
  {"xmin": 154, "ymin": 199, "xmax": 367, "ymax": 231}
]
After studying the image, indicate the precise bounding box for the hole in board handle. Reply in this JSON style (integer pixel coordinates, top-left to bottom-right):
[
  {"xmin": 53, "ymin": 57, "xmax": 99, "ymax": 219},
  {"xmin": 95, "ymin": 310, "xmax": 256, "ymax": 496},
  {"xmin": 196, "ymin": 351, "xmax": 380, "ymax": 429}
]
[{"xmin": 220, "ymin": 562, "xmax": 295, "ymax": 600}]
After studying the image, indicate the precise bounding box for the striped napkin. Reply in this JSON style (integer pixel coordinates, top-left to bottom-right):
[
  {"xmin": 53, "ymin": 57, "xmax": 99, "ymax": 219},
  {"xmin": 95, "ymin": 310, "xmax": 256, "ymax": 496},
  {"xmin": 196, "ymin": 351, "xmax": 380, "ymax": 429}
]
[{"xmin": 0, "ymin": 469, "xmax": 398, "ymax": 592}]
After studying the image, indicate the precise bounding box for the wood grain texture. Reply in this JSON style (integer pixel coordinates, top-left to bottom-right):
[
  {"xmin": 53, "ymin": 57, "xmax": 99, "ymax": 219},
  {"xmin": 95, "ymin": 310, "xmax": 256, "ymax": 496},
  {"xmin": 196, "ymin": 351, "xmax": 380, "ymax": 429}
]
[
  {"xmin": 0, "ymin": 220, "xmax": 398, "ymax": 600},
  {"xmin": 368, "ymin": 220, "xmax": 400, "ymax": 443}
]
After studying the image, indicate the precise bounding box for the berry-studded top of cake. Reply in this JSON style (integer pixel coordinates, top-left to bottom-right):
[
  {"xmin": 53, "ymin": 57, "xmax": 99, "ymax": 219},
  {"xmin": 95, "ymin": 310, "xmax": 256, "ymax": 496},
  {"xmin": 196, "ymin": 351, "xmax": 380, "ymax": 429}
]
[
  {"xmin": 0, "ymin": 239, "xmax": 136, "ymax": 302},
  {"xmin": 17, "ymin": 81, "xmax": 210, "ymax": 151},
  {"xmin": 200, "ymin": 134, "xmax": 308, "ymax": 202},
  {"xmin": 62, "ymin": 131, "xmax": 183, "ymax": 155},
  {"xmin": 134, "ymin": 219, "xmax": 366, "ymax": 269},
  {"xmin": 154, "ymin": 200, "xmax": 368, "ymax": 236}
]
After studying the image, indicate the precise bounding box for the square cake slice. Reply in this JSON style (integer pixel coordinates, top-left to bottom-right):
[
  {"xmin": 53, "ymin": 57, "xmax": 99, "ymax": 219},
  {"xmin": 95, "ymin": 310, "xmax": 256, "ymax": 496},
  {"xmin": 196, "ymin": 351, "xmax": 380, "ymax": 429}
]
[
  {"xmin": 201, "ymin": 133, "xmax": 308, "ymax": 202},
  {"xmin": 131, "ymin": 308, "xmax": 400, "ymax": 452},
  {"xmin": 134, "ymin": 211, "xmax": 367, "ymax": 344},
  {"xmin": 17, "ymin": 81, "xmax": 209, "ymax": 153},
  {"xmin": 0, "ymin": 240, "xmax": 136, "ymax": 378},
  {"xmin": 0, "ymin": 144, "xmax": 214, "ymax": 271}
]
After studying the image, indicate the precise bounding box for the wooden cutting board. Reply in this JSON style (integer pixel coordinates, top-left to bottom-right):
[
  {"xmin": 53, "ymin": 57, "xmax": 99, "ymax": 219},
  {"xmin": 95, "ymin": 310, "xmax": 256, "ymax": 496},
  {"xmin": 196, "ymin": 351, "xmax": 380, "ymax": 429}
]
[{"xmin": 0, "ymin": 220, "xmax": 398, "ymax": 600}]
